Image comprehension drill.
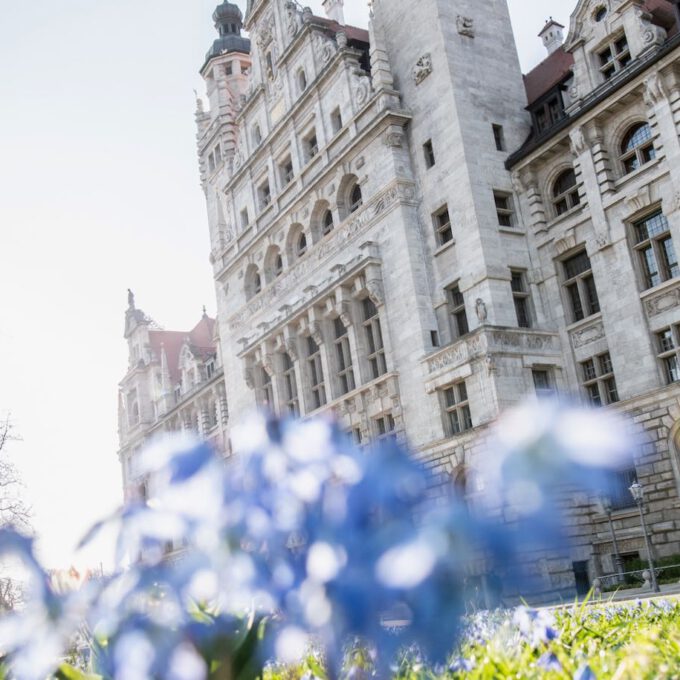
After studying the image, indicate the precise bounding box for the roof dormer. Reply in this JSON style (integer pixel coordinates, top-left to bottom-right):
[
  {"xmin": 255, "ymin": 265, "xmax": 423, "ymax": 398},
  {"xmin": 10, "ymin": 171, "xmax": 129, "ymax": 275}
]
[{"xmin": 564, "ymin": 0, "xmax": 669, "ymax": 105}]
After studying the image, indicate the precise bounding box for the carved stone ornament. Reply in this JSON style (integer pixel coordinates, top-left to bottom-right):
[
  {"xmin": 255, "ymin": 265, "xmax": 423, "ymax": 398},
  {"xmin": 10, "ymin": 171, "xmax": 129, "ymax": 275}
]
[
  {"xmin": 570, "ymin": 321, "xmax": 605, "ymax": 349},
  {"xmin": 367, "ymin": 279, "xmax": 385, "ymax": 307},
  {"xmin": 569, "ymin": 126, "xmax": 587, "ymax": 155},
  {"xmin": 354, "ymin": 74, "xmax": 372, "ymax": 106},
  {"xmin": 255, "ymin": 14, "xmax": 276, "ymax": 48},
  {"xmin": 284, "ymin": 1, "xmax": 302, "ymax": 38},
  {"xmin": 285, "ymin": 337, "xmax": 298, "ymax": 361},
  {"xmin": 262, "ymin": 353, "xmax": 275, "ymax": 377},
  {"xmin": 383, "ymin": 130, "xmax": 404, "ymax": 147},
  {"xmin": 643, "ymin": 72, "xmax": 667, "ymax": 107},
  {"xmin": 336, "ymin": 31, "xmax": 348, "ymax": 49},
  {"xmin": 314, "ymin": 34, "xmax": 336, "ymax": 64},
  {"xmin": 645, "ymin": 285, "xmax": 680, "ymax": 317},
  {"xmin": 456, "ymin": 15, "xmax": 475, "ymax": 38},
  {"xmin": 637, "ymin": 8, "xmax": 667, "ymax": 48},
  {"xmin": 412, "ymin": 53, "xmax": 433, "ymax": 86},
  {"xmin": 475, "ymin": 298, "xmax": 488, "ymax": 323},
  {"xmin": 311, "ymin": 322, "xmax": 324, "ymax": 347}
]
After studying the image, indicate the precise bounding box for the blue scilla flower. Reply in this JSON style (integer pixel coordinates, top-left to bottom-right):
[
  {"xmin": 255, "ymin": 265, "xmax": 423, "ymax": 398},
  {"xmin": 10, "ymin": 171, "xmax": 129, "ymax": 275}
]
[
  {"xmin": 538, "ymin": 651, "xmax": 562, "ymax": 672},
  {"xmin": 574, "ymin": 664, "xmax": 597, "ymax": 680}
]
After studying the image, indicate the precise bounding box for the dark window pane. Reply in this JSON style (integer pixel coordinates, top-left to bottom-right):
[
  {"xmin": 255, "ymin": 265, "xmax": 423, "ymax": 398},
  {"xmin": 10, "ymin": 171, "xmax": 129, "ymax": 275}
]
[
  {"xmin": 567, "ymin": 283, "xmax": 584, "ymax": 321},
  {"xmin": 564, "ymin": 251, "xmax": 592, "ymax": 279},
  {"xmin": 583, "ymin": 275, "xmax": 600, "ymax": 314}
]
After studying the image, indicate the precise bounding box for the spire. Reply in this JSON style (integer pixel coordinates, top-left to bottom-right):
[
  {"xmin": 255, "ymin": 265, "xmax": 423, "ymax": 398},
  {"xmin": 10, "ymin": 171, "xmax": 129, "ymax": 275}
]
[
  {"xmin": 124, "ymin": 290, "xmax": 150, "ymax": 338},
  {"xmin": 202, "ymin": 305, "xmax": 208, "ymax": 318}
]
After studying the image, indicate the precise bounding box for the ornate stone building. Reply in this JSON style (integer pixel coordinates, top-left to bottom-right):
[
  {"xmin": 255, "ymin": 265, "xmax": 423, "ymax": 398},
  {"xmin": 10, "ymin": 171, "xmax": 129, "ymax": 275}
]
[
  {"xmin": 117, "ymin": 293, "xmax": 228, "ymax": 503},
  {"xmin": 117, "ymin": 0, "xmax": 680, "ymax": 597}
]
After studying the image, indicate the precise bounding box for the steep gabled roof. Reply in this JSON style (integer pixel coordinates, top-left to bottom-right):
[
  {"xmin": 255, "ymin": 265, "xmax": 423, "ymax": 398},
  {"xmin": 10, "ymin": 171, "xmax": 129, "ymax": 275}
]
[{"xmin": 524, "ymin": 48, "xmax": 574, "ymax": 106}]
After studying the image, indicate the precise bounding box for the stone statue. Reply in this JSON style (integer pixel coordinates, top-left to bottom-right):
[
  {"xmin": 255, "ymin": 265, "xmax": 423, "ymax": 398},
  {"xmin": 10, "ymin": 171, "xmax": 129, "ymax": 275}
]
[
  {"xmin": 128, "ymin": 289, "xmax": 135, "ymax": 309},
  {"xmin": 475, "ymin": 298, "xmax": 487, "ymax": 323}
]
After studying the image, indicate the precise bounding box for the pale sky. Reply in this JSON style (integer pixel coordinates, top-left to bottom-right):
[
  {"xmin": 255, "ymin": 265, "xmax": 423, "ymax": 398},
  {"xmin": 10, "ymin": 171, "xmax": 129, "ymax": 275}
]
[{"xmin": 0, "ymin": 0, "xmax": 569, "ymax": 570}]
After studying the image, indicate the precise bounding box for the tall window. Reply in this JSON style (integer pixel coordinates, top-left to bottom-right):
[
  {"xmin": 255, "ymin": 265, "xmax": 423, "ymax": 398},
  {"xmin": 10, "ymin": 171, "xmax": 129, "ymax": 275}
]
[
  {"xmin": 304, "ymin": 130, "xmax": 319, "ymax": 162},
  {"xmin": 257, "ymin": 180, "xmax": 271, "ymax": 210},
  {"xmin": 598, "ymin": 34, "xmax": 631, "ymax": 80},
  {"xmin": 609, "ymin": 467, "xmax": 637, "ymax": 510},
  {"xmin": 494, "ymin": 191, "xmax": 515, "ymax": 228},
  {"xmin": 433, "ymin": 206, "xmax": 453, "ymax": 246},
  {"xmin": 349, "ymin": 184, "xmax": 363, "ymax": 213},
  {"xmin": 492, "ymin": 124, "xmax": 505, "ymax": 151},
  {"xmin": 532, "ymin": 369, "xmax": 554, "ymax": 398},
  {"xmin": 562, "ymin": 250, "xmax": 600, "ymax": 322},
  {"xmin": 330, "ymin": 107, "xmax": 343, "ymax": 134},
  {"xmin": 282, "ymin": 352, "xmax": 299, "ymax": 416},
  {"xmin": 279, "ymin": 156, "xmax": 294, "ymax": 187},
  {"xmin": 333, "ymin": 318, "xmax": 355, "ymax": 395},
  {"xmin": 362, "ymin": 298, "xmax": 387, "ymax": 380},
  {"xmin": 552, "ymin": 169, "xmax": 580, "ymax": 216},
  {"xmin": 322, "ymin": 209, "xmax": 334, "ymax": 236},
  {"xmin": 446, "ymin": 284, "xmax": 469, "ymax": 338},
  {"xmin": 620, "ymin": 122, "xmax": 655, "ymax": 175},
  {"xmin": 296, "ymin": 68, "xmax": 307, "ymax": 93},
  {"xmin": 274, "ymin": 253, "xmax": 283, "ymax": 278},
  {"xmin": 656, "ymin": 326, "xmax": 680, "ymax": 384},
  {"xmin": 296, "ymin": 232, "xmax": 308, "ymax": 258},
  {"xmin": 581, "ymin": 351, "xmax": 619, "ymax": 405},
  {"xmin": 240, "ymin": 208, "xmax": 249, "ymax": 229},
  {"xmin": 442, "ymin": 382, "xmax": 473, "ymax": 437},
  {"xmin": 257, "ymin": 367, "xmax": 274, "ymax": 408},
  {"xmin": 306, "ymin": 336, "xmax": 326, "ymax": 410},
  {"xmin": 633, "ymin": 211, "xmax": 679, "ymax": 289},
  {"xmin": 423, "ymin": 140, "xmax": 436, "ymax": 168},
  {"xmin": 511, "ymin": 270, "xmax": 531, "ymax": 328}
]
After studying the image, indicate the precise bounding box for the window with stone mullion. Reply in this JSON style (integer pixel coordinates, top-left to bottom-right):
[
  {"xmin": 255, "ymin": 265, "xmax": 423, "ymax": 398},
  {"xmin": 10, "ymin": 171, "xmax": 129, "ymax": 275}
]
[
  {"xmin": 562, "ymin": 250, "xmax": 600, "ymax": 323},
  {"xmin": 362, "ymin": 298, "xmax": 387, "ymax": 380},
  {"xmin": 256, "ymin": 366, "xmax": 274, "ymax": 409},
  {"xmin": 281, "ymin": 352, "xmax": 299, "ymax": 416},
  {"xmin": 442, "ymin": 382, "xmax": 473, "ymax": 437},
  {"xmin": 333, "ymin": 317, "xmax": 356, "ymax": 396},
  {"xmin": 656, "ymin": 326, "xmax": 680, "ymax": 385},
  {"xmin": 305, "ymin": 335, "xmax": 327, "ymax": 410},
  {"xmin": 580, "ymin": 351, "xmax": 619, "ymax": 406},
  {"xmin": 633, "ymin": 212, "xmax": 679, "ymax": 290}
]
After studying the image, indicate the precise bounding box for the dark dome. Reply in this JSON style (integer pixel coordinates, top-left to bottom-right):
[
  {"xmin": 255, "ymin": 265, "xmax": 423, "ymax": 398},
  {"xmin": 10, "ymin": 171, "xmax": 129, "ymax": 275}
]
[
  {"xmin": 203, "ymin": 1, "xmax": 251, "ymax": 69},
  {"xmin": 213, "ymin": 2, "xmax": 243, "ymax": 32}
]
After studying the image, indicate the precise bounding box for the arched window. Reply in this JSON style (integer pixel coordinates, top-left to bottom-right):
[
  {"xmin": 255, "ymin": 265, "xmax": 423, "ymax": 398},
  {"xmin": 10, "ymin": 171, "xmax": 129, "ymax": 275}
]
[
  {"xmin": 264, "ymin": 246, "xmax": 283, "ymax": 283},
  {"xmin": 296, "ymin": 232, "xmax": 308, "ymax": 257},
  {"xmin": 322, "ymin": 209, "xmax": 334, "ymax": 236},
  {"xmin": 349, "ymin": 184, "xmax": 363, "ymax": 213},
  {"xmin": 620, "ymin": 122, "xmax": 655, "ymax": 174},
  {"xmin": 245, "ymin": 265, "xmax": 262, "ymax": 300},
  {"xmin": 552, "ymin": 169, "xmax": 580, "ymax": 216},
  {"xmin": 297, "ymin": 68, "xmax": 307, "ymax": 93},
  {"xmin": 253, "ymin": 124, "xmax": 262, "ymax": 146},
  {"xmin": 274, "ymin": 254, "xmax": 283, "ymax": 277}
]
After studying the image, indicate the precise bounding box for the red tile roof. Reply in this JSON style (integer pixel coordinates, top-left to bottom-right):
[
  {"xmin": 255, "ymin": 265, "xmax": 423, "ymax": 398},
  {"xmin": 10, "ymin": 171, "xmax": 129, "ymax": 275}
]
[
  {"xmin": 313, "ymin": 16, "xmax": 370, "ymax": 44},
  {"xmin": 148, "ymin": 315, "xmax": 216, "ymax": 384},
  {"xmin": 523, "ymin": 0, "xmax": 677, "ymax": 105}
]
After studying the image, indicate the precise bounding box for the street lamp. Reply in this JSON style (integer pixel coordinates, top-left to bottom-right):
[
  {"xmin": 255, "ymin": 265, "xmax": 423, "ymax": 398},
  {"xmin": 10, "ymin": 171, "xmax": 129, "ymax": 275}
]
[
  {"xmin": 597, "ymin": 495, "xmax": 624, "ymax": 584},
  {"xmin": 629, "ymin": 482, "xmax": 660, "ymax": 593}
]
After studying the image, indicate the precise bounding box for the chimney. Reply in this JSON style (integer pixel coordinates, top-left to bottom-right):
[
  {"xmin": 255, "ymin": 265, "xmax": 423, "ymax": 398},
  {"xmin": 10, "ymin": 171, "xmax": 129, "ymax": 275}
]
[
  {"xmin": 539, "ymin": 18, "xmax": 565, "ymax": 55},
  {"xmin": 322, "ymin": 0, "xmax": 345, "ymax": 25}
]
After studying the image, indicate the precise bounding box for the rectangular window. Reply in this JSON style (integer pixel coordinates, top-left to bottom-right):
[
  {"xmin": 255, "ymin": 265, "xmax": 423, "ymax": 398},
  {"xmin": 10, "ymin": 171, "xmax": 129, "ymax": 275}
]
[
  {"xmin": 532, "ymin": 369, "xmax": 554, "ymax": 397},
  {"xmin": 581, "ymin": 351, "xmax": 619, "ymax": 406},
  {"xmin": 375, "ymin": 414, "xmax": 396, "ymax": 442},
  {"xmin": 657, "ymin": 326, "xmax": 680, "ymax": 384},
  {"xmin": 257, "ymin": 180, "xmax": 271, "ymax": 210},
  {"xmin": 330, "ymin": 107, "xmax": 343, "ymax": 134},
  {"xmin": 598, "ymin": 34, "xmax": 631, "ymax": 81},
  {"xmin": 492, "ymin": 124, "xmax": 505, "ymax": 151},
  {"xmin": 282, "ymin": 352, "xmax": 299, "ymax": 416},
  {"xmin": 633, "ymin": 211, "xmax": 679, "ymax": 290},
  {"xmin": 225, "ymin": 63, "xmax": 233, "ymax": 76},
  {"xmin": 442, "ymin": 382, "xmax": 473, "ymax": 437},
  {"xmin": 333, "ymin": 317, "xmax": 356, "ymax": 395},
  {"xmin": 240, "ymin": 208, "xmax": 249, "ymax": 229},
  {"xmin": 609, "ymin": 467, "xmax": 638, "ymax": 510},
  {"xmin": 494, "ymin": 191, "xmax": 515, "ymax": 228},
  {"xmin": 206, "ymin": 360, "xmax": 216, "ymax": 379},
  {"xmin": 306, "ymin": 335, "xmax": 326, "ymax": 410},
  {"xmin": 257, "ymin": 367, "xmax": 274, "ymax": 408},
  {"xmin": 511, "ymin": 270, "xmax": 531, "ymax": 328},
  {"xmin": 433, "ymin": 206, "xmax": 453, "ymax": 246},
  {"xmin": 279, "ymin": 156, "xmax": 294, "ymax": 187},
  {"xmin": 562, "ymin": 249, "xmax": 600, "ymax": 322},
  {"xmin": 352, "ymin": 427, "xmax": 363, "ymax": 446},
  {"xmin": 362, "ymin": 298, "xmax": 387, "ymax": 380},
  {"xmin": 446, "ymin": 284, "xmax": 469, "ymax": 338},
  {"xmin": 423, "ymin": 140, "xmax": 436, "ymax": 168},
  {"xmin": 304, "ymin": 130, "xmax": 319, "ymax": 162}
]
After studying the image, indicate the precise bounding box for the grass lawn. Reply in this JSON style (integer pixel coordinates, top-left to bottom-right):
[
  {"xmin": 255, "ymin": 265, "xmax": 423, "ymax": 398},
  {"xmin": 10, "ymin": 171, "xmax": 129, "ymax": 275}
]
[{"xmin": 266, "ymin": 597, "xmax": 680, "ymax": 679}]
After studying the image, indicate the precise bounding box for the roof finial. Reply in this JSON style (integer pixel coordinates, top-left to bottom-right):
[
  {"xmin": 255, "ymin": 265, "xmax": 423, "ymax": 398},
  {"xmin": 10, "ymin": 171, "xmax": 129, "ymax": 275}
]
[
  {"xmin": 202, "ymin": 305, "xmax": 208, "ymax": 318},
  {"xmin": 128, "ymin": 289, "xmax": 135, "ymax": 310}
]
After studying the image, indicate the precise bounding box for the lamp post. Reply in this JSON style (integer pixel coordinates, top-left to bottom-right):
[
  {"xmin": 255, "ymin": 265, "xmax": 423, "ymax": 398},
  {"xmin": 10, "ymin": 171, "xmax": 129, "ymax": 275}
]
[
  {"xmin": 598, "ymin": 495, "xmax": 624, "ymax": 584},
  {"xmin": 629, "ymin": 482, "xmax": 660, "ymax": 593}
]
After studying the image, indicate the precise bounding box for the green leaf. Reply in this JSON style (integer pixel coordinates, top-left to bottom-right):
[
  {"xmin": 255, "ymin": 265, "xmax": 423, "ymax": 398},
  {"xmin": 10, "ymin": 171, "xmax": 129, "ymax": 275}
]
[{"xmin": 55, "ymin": 664, "xmax": 103, "ymax": 680}]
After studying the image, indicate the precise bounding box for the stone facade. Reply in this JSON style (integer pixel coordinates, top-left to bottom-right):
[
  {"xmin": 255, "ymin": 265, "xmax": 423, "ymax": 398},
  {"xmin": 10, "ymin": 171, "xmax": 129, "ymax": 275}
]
[
  {"xmin": 152, "ymin": 0, "xmax": 680, "ymax": 598},
  {"xmin": 117, "ymin": 293, "xmax": 228, "ymax": 505}
]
